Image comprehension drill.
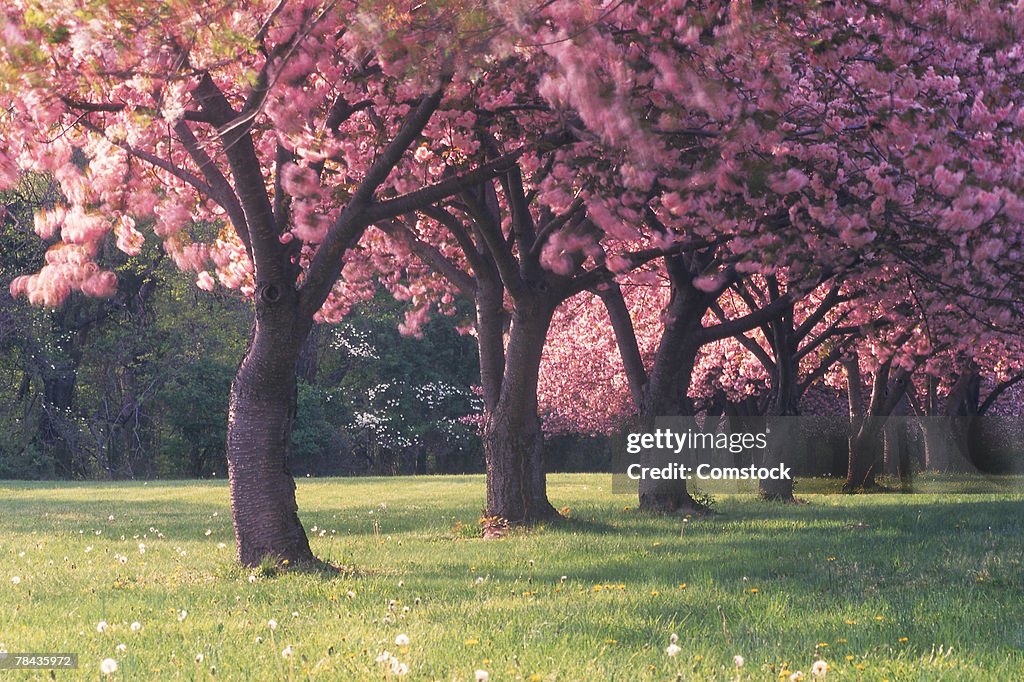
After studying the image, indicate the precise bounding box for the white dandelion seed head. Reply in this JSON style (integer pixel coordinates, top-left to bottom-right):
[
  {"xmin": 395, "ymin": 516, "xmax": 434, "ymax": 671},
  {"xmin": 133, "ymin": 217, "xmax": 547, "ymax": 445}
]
[
  {"xmin": 281, "ymin": 645, "xmax": 294, "ymax": 659},
  {"xmin": 812, "ymin": 660, "xmax": 828, "ymax": 678},
  {"xmin": 291, "ymin": 611, "xmax": 298, "ymax": 618},
  {"xmin": 130, "ymin": 622, "xmax": 141, "ymax": 632},
  {"xmin": 217, "ymin": 542, "xmax": 227, "ymax": 549},
  {"xmin": 108, "ymin": 515, "xmax": 115, "ymax": 521},
  {"xmin": 268, "ymin": 619, "xmax": 277, "ymax": 630},
  {"xmin": 391, "ymin": 659, "xmax": 409, "ymax": 676},
  {"xmin": 395, "ymin": 634, "xmax": 410, "ymax": 646},
  {"xmin": 790, "ymin": 672, "xmax": 805, "ymax": 682},
  {"xmin": 115, "ymin": 643, "xmax": 126, "ymax": 653},
  {"xmin": 204, "ymin": 529, "xmax": 212, "ymax": 536},
  {"xmin": 669, "ymin": 633, "xmax": 679, "ymax": 644},
  {"xmin": 97, "ymin": 621, "xmax": 109, "ymax": 633},
  {"xmin": 734, "ymin": 654, "xmax": 745, "ymax": 668},
  {"xmin": 665, "ymin": 643, "xmax": 682, "ymax": 657},
  {"xmin": 99, "ymin": 658, "xmax": 118, "ymax": 675},
  {"xmin": 475, "ymin": 670, "xmax": 489, "ymax": 682},
  {"xmin": 255, "ymin": 636, "xmax": 263, "ymax": 644},
  {"xmin": 138, "ymin": 544, "xmax": 146, "ymax": 554},
  {"xmin": 375, "ymin": 651, "xmax": 392, "ymax": 663},
  {"xmin": 10, "ymin": 576, "xmax": 20, "ymax": 585},
  {"xmin": 195, "ymin": 653, "xmax": 204, "ymax": 663},
  {"xmin": 346, "ymin": 590, "xmax": 356, "ymax": 599},
  {"xmin": 177, "ymin": 610, "xmax": 188, "ymax": 622}
]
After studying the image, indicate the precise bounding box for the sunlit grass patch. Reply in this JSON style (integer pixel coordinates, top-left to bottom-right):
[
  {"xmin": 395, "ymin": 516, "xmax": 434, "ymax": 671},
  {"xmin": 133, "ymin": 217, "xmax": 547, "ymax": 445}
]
[{"xmin": 1, "ymin": 474, "xmax": 1022, "ymax": 680}]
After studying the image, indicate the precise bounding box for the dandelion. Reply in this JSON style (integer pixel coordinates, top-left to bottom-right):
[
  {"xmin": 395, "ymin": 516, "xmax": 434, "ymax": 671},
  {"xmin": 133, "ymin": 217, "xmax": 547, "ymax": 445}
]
[
  {"xmin": 375, "ymin": 651, "xmax": 392, "ymax": 663},
  {"xmin": 217, "ymin": 543, "xmax": 227, "ymax": 549},
  {"xmin": 108, "ymin": 515, "xmax": 115, "ymax": 521},
  {"xmin": 812, "ymin": 660, "xmax": 828, "ymax": 678},
  {"xmin": 670, "ymin": 633, "xmax": 679, "ymax": 644},
  {"xmin": 118, "ymin": 555, "xmax": 128, "ymax": 564},
  {"xmin": 178, "ymin": 609, "xmax": 188, "ymax": 622},
  {"xmin": 205, "ymin": 529, "xmax": 212, "ymax": 536},
  {"xmin": 560, "ymin": 576, "xmax": 567, "ymax": 583},
  {"xmin": 255, "ymin": 637, "xmax": 263, "ymax": 644},
  {"xmin": 130, "ymin": 621, "xmax": 141, "ymax": 633},
  {"xmin": 195, "ymin": 653, "xmax": 204, "ymax": 663},
  {"xmin": 395, "ymin": 634, "xmax": 410, "ymax": 646},
  {"xmin": 734, "ymin": 654, "xmax": 745, "ymax": 668},
  {"xmin": 268, "ymin": 619, "xmax": 278, "ymax": 631},
  {"xmin": 291, "ymin": 611, "xmax": 298, "ymax": 618},
  {"xmin": 138, "ymin": 544, "xmax": 146, "ymax": 554},
  {"xmin": 474, "ymin": 576, "xmax": 485, "ymax": 585},
  {"xmin": 97, "ymin": 621, "xmax": 109, "ymax": 633},
  {"xmin": 10, "ymin": 576, "xmax": 20, "ymax": 585},
  {"xmin": 665, "ymin": 644, "xmax": 682, "ymax": 657},
  {"xmin": 790, "ymin": 672, "xmax": 805, "ymax": 681},
  {"xmin": 346, "ymin": 590, "xmax": 356, "ymax": 599},
  {"xmin": 390, "ymin": 659, "xmax": 409, "ymax": 676},
  {"xmin": 281, "ymin": 645, "xmax": 294, "ymax": 659},
  {"xmin": 116, "ymin": 644, "xmax": 126, "ymax": 653},
  {"xmin": 100, "ymin": 658, "xmax": 118, "ymax": 675},
  {"xmin": 475, "ymin": 670, "xmax": 489, "ymax": 682}
]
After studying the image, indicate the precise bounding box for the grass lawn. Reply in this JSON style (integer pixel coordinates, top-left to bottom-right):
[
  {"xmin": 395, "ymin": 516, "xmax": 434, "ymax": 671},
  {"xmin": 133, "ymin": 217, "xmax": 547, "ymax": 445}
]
[{"xmin": 1, "ymin": 474, "xmax": 1022, "ymax": 681}]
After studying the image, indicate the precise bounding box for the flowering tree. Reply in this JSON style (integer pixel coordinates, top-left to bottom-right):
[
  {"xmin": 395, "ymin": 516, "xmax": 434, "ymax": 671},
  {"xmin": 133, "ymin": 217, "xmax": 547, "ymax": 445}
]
[
  {"xmin": 532, "ymin": 0, "xmax": 1024, "ymax": 509},
  {"xmin": 1, "ymin": 1, "xmax": 552, "ymax": 564}
]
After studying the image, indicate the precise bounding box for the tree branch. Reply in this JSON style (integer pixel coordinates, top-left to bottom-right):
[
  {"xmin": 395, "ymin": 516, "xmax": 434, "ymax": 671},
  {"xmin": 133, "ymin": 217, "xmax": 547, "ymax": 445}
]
[
  {"xmin": 698, "ymin": 293, "xmax": 793, "ymax": 343},
  {"xmin": 596, "ymin": 282, "xmax": 648, "ymax": 408},
  {"xmin": 300, "ymin": 81, "xmax": 449, "ymax": 318},
  {"xmin": 377, "ymin": 219, "xmax": 476, "ymax": 297}
]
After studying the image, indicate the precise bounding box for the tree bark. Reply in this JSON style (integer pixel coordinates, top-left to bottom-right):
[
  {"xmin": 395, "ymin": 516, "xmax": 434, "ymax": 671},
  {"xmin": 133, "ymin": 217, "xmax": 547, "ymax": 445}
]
[
  {"xmin": 227, "ymin": 288, "xmax": 314, "ymax": 566},
  {"xmin": 846, "ymin": 422, "xmax": 882, "ymax": 490},
  {"xmin": 482, "ymin": 297, "xmax": 559, "ymax": 524},
  {"xmin": 759, "ymin": 299, "xmax": 797, "ymax": 501},
  {"xmin": 636, "ymin": 340, "xmax": 706, "ymax": 514}
]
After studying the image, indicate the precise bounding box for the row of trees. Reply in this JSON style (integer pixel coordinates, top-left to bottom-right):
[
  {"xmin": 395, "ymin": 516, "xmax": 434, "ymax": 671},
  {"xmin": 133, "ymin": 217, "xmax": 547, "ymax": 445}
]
[{"xmin": 3, "ymin": 1, "xmax": 1023, "ymax": 564}]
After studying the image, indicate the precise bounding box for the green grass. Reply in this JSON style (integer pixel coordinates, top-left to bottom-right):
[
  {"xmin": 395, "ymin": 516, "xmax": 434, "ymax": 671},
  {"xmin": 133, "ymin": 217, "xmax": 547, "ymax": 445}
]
[{"xmin": 1, "ymin": 474, "xmax": 1022, "ymax": 681}]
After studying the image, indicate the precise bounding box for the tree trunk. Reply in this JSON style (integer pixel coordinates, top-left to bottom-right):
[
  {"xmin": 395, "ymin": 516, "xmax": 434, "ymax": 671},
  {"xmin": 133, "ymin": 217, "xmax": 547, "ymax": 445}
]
[
  {"xmin": 637, "ymin": 339, "xmax": 706, "ymax": 514},
  {"xmin": 482, "ymin": 298, "xmax": 558, "ymax": 525},
  {"xmin": 227, "ymin": 291, "xmax": 314, "ymax": 566},
  {"xmin": 759, "ymin": 415, "xmax": 797, "ymax": 500},
  {"xmin": 845, "ymin": 421, "xmax": 882, "ymax": 490}
]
